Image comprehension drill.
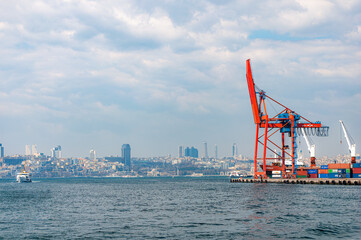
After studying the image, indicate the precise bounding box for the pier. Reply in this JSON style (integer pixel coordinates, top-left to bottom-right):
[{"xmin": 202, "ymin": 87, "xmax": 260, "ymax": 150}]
[{"xmin": 230, "ymin": 178, "xmax": 361, "ymax": 185}]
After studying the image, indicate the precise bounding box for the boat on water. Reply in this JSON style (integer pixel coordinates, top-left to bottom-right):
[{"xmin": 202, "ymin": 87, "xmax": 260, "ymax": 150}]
[
  {"xmin": 16, "ymin": 162, "xmax": 32, "ymax": 183},
  {"xmin": 16, "ymin": 171, "xmax": 32, "ymax": 183}
]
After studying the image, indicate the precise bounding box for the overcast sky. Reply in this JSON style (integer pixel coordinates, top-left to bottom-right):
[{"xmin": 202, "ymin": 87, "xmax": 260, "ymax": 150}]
[{"xmin": 0, "ymin": 0, "xmax": 360, "ymax": 158}]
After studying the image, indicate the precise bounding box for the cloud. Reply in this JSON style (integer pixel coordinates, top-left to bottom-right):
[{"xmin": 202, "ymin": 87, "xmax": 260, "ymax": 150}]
[{"xmin": 0, "ymin": 0, "xmax": 360, "ymax": 157}]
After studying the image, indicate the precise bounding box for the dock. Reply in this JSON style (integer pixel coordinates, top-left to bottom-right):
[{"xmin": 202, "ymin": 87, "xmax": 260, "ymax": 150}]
[{"xmin": 230, "ymin": 178, "xmax": 361, "ymax": 185}]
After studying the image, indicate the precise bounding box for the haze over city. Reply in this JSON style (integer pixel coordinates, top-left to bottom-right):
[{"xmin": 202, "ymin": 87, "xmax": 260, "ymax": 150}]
[{"xmin": 0, "ymin": 0, "xmax": 360, "ymax": 158}]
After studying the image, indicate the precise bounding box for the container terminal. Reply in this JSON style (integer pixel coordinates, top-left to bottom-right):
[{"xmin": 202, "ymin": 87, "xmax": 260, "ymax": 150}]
[{"xmin": 231, "ymin": 59, "xmax": 360, "ymax": 184}]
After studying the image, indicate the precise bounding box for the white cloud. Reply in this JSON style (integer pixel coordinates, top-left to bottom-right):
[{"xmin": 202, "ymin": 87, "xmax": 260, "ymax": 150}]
[{"xmin": 0, "ymin": 0, "xmax": 360, "ymax": 157}]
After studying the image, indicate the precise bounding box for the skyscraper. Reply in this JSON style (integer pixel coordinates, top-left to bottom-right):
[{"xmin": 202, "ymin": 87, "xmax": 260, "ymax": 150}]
[
  {"xmin": 0, "ymin": 143, "xmax": 4, "ymax": 158},
  {"xmin": 203, "ymin": 142, "xmax": 208, "ymax": 158},
  {"xmin": 90, "ymin": 149, "xmax": 96, "ymax": 160},
  {"xmin": 51, "ymin": 145, "xmax": 62, "ymax": 158},
  {"xmin": 121, "ymin": 144, "xmax": 131, "ymax": 170},
  {"xmin": 232, "ymin": 143, "xmax": 238, "ymax": 158},
  {"xmin": 32, "ymin": 145, "xmax": 38, "ymax": 156},
  {"xmin": 215, "ymin": 144, "xmax": 218, "ymax": 159},
  {"xmin": 178, "ymin": 146, "xmax": 183, "ymax": 158},
  {"xmin": 25, "ymin": 145, "xmax": 31, "ymax": 156}
]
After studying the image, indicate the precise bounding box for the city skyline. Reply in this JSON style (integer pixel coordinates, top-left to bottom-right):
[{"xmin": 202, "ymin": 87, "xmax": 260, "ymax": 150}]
[{"xmin": 0, "ymin": 1, "xmax": 360, "ymax": 158}]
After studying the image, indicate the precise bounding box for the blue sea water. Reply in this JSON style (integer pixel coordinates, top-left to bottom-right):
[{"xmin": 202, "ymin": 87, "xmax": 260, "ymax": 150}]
[{"xmin": 0, "ymin": 177, "xmax": 360, "ymax": 239}]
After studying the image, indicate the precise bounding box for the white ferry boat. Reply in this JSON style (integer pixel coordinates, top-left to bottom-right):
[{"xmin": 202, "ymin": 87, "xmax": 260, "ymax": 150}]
[{"xmin": 16, "ymin": 171, "xmax": 32, "ymax": 183}]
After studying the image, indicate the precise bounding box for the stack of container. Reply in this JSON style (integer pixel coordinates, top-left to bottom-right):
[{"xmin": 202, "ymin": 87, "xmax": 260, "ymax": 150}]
[
  {"xmin": 318, "ymin": 165, "xmax": 329, "ymax": 178},
  {"xmin": 296, "ymin": 168, "xmax": 307, "ymax": 178},
  {"xmin": 307, "ymin": 169, "xmax": 318, "ymax": 178},
  {"xmin": 328, "ymin": 163, "xmax": 351, "ymax": 178},
  {"xmin": 352, "ymin": 163, "xmax": 361, "ymax": 178}
]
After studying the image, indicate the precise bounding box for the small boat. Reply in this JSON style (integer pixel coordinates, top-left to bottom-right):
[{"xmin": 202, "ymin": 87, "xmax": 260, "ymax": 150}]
[
  {"xmin": 16, "ymin": 162, "xmax": 32, "ymax": 183},
  {"xmin": 16, "ymin": 171, "xmax": 32, "ymax": 183}
]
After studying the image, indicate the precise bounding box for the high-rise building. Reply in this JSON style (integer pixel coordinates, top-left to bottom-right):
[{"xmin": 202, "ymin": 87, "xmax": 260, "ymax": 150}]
[
  {"xmin": 215, "ymin": 144, "xmax": 218, "ymax": 159},
  {"xmin": 203, "ymin": 142, "xmax": 208, "ymax": 158},
  {"xmin": 25, "ymin": 145, "xmax": 31, "ymax": 156},
  {"xmin": 90, "ymin": 149, "xmax": 96, "ymax": 160},
  {"xmin": 121, "ymin": 144, "xmax": 131, "ymax": 170},
  {"xmin": 51, "ymin": 145, "xmax": 62, "ymax": 158},
  {"xmin": 32, "ymin": 145, "xmax": 38, "ymax": 156},
  {"xmin": 190, "ymin": 147, "xmax": 198, "ymax": 158},
  {"xmin": 178, "ymin": 146, "xmax": 183, "ymax": 158},
  {"xmin": 184, "ymin": 146, "xmax": 198, "ymax": 158},
  {"xmin": 232, "ymin": 143, "xmax": 238, "ymax": 158},
  {"xmin": 0, "ymin": 143, "xmax": 4, "ymax": 158}
]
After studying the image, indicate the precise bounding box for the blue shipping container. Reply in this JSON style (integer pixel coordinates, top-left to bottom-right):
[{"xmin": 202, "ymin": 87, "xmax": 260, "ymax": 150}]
[
  {"xmin": 353, "ymin": 173, "xmax": 361, "ymax": 178},
  {"xmin": 307, "ymin": 169, "xmax": 318, "ymax": 174},
  {"xmin": 338, "ymin": 169, "xmax": 346, "ymax": 174},
  {"xmin": 329, "ymin": 173, "xmax": 340, "ymax": 178},
  {"xmin": 352, "ymin": 163, "xmax": 361, "ymax": 168},
  {"xmin": 321, "ymin": 165, "xmax": 328, "ymax": 169},
  {"xmin": 318, "ymin": 174, "xmax": 328, "ymax": 178}
]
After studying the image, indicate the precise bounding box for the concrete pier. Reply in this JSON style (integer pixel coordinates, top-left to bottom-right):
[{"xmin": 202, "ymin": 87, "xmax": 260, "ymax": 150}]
[{"xmin": 230, "ymin": 178, "xmax": 361, "ymax": 185}]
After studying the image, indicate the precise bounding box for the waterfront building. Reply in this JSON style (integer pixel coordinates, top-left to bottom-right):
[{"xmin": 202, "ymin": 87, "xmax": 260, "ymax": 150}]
[{"xmin": 121, "ymin": 144, "xmax": 131, "ymax": 170}]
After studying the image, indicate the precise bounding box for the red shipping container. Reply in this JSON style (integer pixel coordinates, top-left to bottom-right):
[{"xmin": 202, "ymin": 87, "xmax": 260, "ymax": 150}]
[
  {"xmin": 328, "ymin": 163, "xmax": 350, "ymax": 169},
  {"xmin": 297, "ymin": 170, "xmax": 307, "ymax": 175},
  {"xmin": 307, "ymin": 173, "xmax": 318, "ymax": 178},
  {"xmin": 352, "ymin": 168, "xmax": 361, "ymax": 174}
]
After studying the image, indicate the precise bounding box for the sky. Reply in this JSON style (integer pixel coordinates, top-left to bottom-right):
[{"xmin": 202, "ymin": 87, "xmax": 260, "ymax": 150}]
[{"xmin": 0, "ymin": 0, "xmax": 360, "ymax": 158}]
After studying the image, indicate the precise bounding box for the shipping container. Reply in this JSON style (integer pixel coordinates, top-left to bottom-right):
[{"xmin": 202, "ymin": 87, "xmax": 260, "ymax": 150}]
[
  {"xmin": 307, "ymin": 169, "xmax": 318, "ymax": 174},
  {"xmin": 296, "ymin": 175, "xmax": 307, "ymax": 178},
  {"xmin": 328, "ymin": 173, "xmax": 340, "ymax": 178},
  {"xmin": 352, "ymin": 163, "xmax": 361, "ymax": 168},
  {"xmin": 318, "ymin": 169, "xmax": 328, "ymax": 174},
  {"xmin": 318, "ymin": 174, "xmax": 328, "ymax": 178},
  {"xmin": 329, "ymin": 169, "xmax": 338, "ymax": 173},
  {"xmin": 321, "ymin": 165, "xmax": 328, "ymax": 169},
  {"xmin": 307, "ymin": 173, "xmax": 318, "ymax": 178},
  {"xmin": 352, "ymin": 168, "xmax": 361, "ymax": 174},
  {"xmin": 337, "ymin": 169, "xmax": 347, "ymax": 174},
  {"xmin": 328, "ymin": 163, "xmax": 350, "ymax": 169},
  {"xmin": 272, "ymin": 171, "xmax": 281, "ymax": 174},
  {"xmin": 352, "ymin": 173, "xmax": 361, "ymax": 178},
  {"xmin": 272, "ymin": 174, "xmax": 281, "ymax": 178}
]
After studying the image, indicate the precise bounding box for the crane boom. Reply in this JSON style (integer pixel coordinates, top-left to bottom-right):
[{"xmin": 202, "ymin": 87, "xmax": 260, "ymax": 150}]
[
  {"xmin": 301, "ymin": 128, "xmax": 316, "ymax": 166},
  {"xmin": 339, "ymin": 120, "xmax": 356, "ymax": 163}
]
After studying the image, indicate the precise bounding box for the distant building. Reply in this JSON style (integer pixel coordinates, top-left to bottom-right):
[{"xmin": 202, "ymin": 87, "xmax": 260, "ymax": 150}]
[
  {"xmin": 25, "ymin": 145, "xmax": 31, "ymax": 156},
  {"xmin": 178, "ymin": 146, "xmax": 183, "ymax": 158},
  {"xmin": 90, "ymin": 149, "xmax": 96, "ymax": 160},
  {"xmin": 105, "ymin": 156, "xmax": 122, "ymax": 162},
  {"xmin": 232, "ymin": 143, "xmax": 237, "ymax": 158},
  {"xmin": 203, "ymin": 142, "xmax": 208, "ymax": 158},
  {"xmin": 3, "ymin": 157, "xmax": 24, "ymax": 166},
  {"xmin": 184, "ymin": 146, "xmax": 198, "ymax": 158},
  {"xmin": 121, "ymin": 144, "xmax": 131, "ymax": 170},
  {"xmin": 0, "ymin": 143, "xmax": 4, "ymax": 158},
  {"xmin": 215, "ymin": 144, "xmax": 218, "ymax": 159},
  {"xmin": 32, "ymin": 145, "xmax": 38, "ymax": 156},
  {"xmin": 51, "ymin": 145, "xmax": 62, "ymax": 158}
]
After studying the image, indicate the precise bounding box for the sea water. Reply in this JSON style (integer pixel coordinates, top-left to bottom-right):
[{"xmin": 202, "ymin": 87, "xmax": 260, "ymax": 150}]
[{"xmin": 0, "ymin": 177, "xmax": 360, "ymax": 239}]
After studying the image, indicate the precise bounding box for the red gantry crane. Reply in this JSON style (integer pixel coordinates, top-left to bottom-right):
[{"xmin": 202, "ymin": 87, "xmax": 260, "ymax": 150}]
[{"xmin": 246, "ymin": 59, "xmax": 329, "ymax": 179}]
